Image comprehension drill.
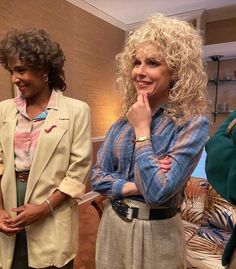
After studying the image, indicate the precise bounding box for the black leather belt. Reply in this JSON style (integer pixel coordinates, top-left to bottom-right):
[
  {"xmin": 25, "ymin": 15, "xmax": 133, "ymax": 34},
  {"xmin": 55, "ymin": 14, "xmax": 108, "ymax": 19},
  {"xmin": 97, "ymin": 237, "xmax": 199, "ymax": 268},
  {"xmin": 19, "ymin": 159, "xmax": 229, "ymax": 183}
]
[
  {"xmin": 111, "ymin": 199, "xmax": 180, "ymax": 222},
  {"xmin": 15, "ymin": 171, "xmax": 30, "ymax": 182}
]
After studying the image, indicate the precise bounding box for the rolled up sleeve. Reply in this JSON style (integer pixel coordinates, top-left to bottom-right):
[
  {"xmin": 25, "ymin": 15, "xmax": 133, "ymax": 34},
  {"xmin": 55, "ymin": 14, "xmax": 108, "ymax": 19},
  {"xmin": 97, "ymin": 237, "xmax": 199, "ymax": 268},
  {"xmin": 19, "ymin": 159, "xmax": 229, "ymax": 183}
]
[{"xmin": 58, "ymin": 103, "xmax": 92, "ymax": 200}]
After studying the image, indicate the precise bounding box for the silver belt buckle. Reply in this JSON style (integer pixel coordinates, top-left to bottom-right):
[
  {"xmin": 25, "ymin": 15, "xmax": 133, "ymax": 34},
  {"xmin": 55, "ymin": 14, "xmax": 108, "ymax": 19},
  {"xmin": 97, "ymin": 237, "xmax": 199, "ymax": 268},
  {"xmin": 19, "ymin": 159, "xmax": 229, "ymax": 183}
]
[{"xmin": 118, "ymin": 200, "xmax": 133, "ymax": 221}]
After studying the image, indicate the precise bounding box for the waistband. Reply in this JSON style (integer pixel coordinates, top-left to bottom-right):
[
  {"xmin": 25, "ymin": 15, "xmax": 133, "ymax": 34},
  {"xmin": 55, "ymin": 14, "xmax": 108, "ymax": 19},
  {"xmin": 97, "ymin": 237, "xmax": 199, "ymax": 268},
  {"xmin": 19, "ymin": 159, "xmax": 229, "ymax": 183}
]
[
  {"xmin": 15, "ymin": 171, "xmax": 30, "ymax": 182},
  {"xmin": 111, "ymin": 198, "xmax": 180, "ymax": 221}
]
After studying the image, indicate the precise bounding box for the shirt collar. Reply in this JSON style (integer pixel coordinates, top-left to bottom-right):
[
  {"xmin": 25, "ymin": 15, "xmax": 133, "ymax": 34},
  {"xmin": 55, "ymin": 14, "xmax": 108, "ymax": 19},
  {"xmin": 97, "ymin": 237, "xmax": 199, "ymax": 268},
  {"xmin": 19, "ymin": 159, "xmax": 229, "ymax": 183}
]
[
  {"xmin": 14, "ymin": 89, "xmax": 59, "ymax": 116},
  {"xmin": 47, "ymin": 89, "xmax": 58, "ymax": 110},
  {"xmin": 152, "ymin": 107, "xmax": 164, "ymax": 118}
]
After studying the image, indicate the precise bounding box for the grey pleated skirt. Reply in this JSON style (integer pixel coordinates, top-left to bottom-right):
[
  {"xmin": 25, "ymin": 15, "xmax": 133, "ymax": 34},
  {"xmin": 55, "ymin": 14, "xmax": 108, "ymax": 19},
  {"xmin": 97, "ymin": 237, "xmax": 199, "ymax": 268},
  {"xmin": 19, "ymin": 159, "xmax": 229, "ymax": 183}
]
[{"xmin": 96, "ymin": 199, "xmax": 186, "ymax": 269}]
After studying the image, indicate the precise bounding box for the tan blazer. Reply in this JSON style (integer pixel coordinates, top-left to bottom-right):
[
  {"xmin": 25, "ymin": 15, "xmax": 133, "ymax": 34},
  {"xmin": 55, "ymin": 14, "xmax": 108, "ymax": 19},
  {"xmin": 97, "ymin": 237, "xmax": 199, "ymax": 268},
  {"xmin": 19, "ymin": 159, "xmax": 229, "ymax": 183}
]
[{"xmin": 0, "ymin": 91, "xmax": 92, "ymax": 268}]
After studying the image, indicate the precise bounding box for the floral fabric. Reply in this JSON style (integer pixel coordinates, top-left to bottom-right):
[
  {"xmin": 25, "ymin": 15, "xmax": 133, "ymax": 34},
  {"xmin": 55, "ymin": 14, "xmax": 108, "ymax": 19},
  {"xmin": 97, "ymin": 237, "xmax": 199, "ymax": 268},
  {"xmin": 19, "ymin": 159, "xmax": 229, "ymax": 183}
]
[{"xmin": 182, "ymin": 177, "xmax": 236, "ymax": 269}]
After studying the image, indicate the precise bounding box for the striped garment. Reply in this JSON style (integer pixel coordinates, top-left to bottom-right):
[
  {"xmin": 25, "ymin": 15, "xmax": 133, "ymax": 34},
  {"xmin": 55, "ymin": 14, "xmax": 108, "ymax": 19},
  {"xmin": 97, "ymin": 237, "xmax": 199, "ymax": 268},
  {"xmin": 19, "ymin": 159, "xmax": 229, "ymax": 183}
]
[
  {"xmin": 92, "ymin": 109, "xmax": 209, "ymax": 208},
  {"xmin": 14, "ymin": 90, "xmax": 58, "ymax": 172}
]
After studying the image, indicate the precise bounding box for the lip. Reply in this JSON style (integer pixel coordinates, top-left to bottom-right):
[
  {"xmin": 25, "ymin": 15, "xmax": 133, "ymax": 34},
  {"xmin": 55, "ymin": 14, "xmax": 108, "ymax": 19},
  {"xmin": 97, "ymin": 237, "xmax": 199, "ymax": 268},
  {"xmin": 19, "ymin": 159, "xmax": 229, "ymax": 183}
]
[
  {"xmin": 135, "ymin": 80, "xmax": 152, "ymax": 88},
  {"xmin": 18, "ymin": 85, "xmax": 28, "ymax": 93}
]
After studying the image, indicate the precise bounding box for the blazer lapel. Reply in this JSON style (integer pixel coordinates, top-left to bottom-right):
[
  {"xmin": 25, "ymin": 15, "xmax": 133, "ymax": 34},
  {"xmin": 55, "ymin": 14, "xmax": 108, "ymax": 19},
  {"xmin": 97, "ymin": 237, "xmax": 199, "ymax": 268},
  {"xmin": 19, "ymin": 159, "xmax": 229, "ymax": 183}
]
[{"xmin": 25, "ymin": 93, "xmax": 69, "ymax": 202}]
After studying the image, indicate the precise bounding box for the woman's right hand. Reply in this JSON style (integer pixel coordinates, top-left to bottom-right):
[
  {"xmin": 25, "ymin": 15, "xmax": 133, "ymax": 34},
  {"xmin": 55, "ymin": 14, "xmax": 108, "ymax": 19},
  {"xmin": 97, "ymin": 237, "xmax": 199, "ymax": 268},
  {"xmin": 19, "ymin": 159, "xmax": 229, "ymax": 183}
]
[
  {"xmin": 0, "ymin": 209, "xmax": 21, "ymax": 236},
  {"xmin": 126, "ymin": 94, "xmax": 152, "ymax": 138},
  {"xmin": 122, "ymin": 182, "xmax": 141, "ymax": 196}
]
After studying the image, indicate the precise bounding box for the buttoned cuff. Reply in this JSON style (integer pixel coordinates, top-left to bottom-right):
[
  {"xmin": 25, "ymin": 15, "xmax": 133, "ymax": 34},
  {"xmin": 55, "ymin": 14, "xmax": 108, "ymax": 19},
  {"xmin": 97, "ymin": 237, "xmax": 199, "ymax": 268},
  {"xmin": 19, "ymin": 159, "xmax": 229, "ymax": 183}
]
[{"xmin": 112, "ymin": 180, "xmax": 126, "ymax": 199}]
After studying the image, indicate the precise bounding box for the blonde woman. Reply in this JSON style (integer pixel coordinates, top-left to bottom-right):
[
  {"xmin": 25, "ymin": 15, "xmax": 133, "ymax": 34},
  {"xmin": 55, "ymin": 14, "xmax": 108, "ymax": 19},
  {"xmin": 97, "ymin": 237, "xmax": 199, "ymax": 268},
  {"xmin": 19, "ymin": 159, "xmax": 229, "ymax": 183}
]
[{"xmin": 92, "ymin": 14, "xmax": 209, "ymax": 269}]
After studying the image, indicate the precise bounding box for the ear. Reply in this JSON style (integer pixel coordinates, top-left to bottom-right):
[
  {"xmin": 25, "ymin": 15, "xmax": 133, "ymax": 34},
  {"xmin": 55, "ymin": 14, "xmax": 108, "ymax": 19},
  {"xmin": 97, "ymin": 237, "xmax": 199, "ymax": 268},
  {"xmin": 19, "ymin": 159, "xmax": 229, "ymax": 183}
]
[{"xmin": 43, "ymin": 73, "xmax": 49, "ymax": 82}]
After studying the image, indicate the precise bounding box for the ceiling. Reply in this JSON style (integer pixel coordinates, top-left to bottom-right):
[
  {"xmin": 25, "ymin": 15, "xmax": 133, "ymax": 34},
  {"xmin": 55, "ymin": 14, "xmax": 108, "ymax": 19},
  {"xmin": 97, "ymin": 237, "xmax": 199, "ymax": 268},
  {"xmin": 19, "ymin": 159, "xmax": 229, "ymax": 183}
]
[
  {"xmin": 66, "ymin": 0, "xmax": 236, "ymax": 29},
  {"xmin": 65, "ymin": 0, "xmax": 236, "ymax": 58}
]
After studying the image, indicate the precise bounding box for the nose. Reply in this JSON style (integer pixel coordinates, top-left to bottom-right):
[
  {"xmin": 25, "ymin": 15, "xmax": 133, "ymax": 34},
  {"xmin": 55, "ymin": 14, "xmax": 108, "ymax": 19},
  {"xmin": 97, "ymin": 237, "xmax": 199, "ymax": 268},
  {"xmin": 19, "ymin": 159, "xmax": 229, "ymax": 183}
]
[
  {"xmin": 11, "ymin": 73, "xmax": 20, "ymax": 84},
  {"xmin": 135, "ymin": 64, "xmax": 147, "ymax": 76}
]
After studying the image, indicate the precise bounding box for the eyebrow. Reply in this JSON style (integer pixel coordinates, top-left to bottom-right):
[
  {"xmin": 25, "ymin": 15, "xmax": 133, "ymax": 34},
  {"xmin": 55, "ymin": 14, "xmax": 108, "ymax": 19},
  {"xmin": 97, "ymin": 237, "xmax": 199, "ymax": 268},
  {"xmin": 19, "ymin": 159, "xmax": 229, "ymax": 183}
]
[
  {"xmin": 134, "ymin": 52, "xmax": 162, "ymax": 58},
  {"xmin": 10, "ymin": 65, "xmax": 27, "ymax": 71},
  {"xmin": 147, "ymin": 57, "xmax": 161, "ymax": 61}
]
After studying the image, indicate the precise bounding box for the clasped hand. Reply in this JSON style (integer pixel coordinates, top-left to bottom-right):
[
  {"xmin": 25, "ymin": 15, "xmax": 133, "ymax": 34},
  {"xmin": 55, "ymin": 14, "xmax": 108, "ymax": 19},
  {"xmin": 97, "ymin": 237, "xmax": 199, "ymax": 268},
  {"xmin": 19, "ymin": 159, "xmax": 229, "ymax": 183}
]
[{"xmin": 0, "ymin": 203, "xmax": 47, "ymax": 236}]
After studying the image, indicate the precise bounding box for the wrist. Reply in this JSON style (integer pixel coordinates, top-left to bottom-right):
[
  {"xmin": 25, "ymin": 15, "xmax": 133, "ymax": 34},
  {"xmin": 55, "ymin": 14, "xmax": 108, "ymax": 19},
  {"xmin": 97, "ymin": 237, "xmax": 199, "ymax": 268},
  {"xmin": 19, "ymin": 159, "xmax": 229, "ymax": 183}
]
[
  {"xmin": 134, "ymin": 128, "xmax": 151, "ymax": 138},
  {"xmin": 135, "ymin": 136, "xmax": 150, "ymax": 143},
  {"xmin": 0, "ymin": 208, "xmax": 7, "ymax": 216},
  {"xmin": 45, "ymin": 199, "xmax": 54, "ymax": 215},
  {"xmin": 42, "ymin": 199, "xmax": 54, "ymax": 216},
  {"xmin": 122, "ymin": 182, "xmax": 139, "ymax": 196}
]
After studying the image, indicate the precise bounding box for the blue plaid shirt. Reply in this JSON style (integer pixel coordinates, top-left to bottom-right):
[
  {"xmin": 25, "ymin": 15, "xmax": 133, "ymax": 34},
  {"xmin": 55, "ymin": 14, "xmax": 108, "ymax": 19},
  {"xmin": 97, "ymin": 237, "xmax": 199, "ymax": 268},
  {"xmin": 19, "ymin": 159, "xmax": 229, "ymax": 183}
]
[{"xmin": 92, "ymin": 109, "xmax": 209, "ymax": 207}]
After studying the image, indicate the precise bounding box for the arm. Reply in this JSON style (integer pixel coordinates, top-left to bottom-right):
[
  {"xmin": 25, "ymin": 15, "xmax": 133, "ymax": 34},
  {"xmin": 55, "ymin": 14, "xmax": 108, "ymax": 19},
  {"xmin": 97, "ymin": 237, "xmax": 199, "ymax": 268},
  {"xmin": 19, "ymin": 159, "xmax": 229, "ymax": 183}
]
[
  {"xmin": 126, "ymin": 94, "xmax": 209, "ymax": 205},
  {"xmin": 7, "ymin": 190, "xmax": 69, "ymax": 228},
  {"xmin": 92, "ymin": 95, "xmax": 152, "ymax": 198},
  {"xmin": 58, "ymin": 102, "xmax": 92, "ymax": 199},
  {"xmin": 92, "ymin": 119, "xmax": 141, "ymax": 198},
  {"xmin": 122, "ymin": 157, "xmax": 172, "ymax": 196},
  {"xmin": 92, "ymin": 122, "xmax": 128, "ymax": 197},
  {"xmin": 134, "ymin": 115, "xmax": 209, "ymax": 205},
  {"xmin": 205, "ymin": 110, "xmax": 236, "ymax": 204}
]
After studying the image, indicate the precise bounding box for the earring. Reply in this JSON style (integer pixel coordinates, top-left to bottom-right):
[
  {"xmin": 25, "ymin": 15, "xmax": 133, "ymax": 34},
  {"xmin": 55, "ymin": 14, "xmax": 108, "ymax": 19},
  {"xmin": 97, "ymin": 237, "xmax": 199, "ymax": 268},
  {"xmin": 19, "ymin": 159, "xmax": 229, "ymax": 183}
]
[{"xmin": 43, "ymin": 73, "xmax": 49, "ymax": 82}]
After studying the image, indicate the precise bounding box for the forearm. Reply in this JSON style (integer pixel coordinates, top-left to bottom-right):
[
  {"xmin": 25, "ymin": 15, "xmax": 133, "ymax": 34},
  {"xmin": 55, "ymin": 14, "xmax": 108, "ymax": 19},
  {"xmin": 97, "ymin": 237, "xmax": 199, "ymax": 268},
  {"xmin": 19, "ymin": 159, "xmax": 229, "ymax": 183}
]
[
  {"xmin": 43, "ymin": 189, "xmax": 69, "ymax": 215},
  {"xmin": 92, "ymin": 170, "xmax": 127, "ymax": 198}
]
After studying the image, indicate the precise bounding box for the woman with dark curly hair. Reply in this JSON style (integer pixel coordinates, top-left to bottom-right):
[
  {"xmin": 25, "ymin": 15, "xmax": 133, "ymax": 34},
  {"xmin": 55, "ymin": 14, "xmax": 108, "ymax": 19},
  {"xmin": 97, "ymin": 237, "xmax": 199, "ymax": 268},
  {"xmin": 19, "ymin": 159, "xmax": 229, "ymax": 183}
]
[
  {"xmin": 0, "ymin": 29, "xmax": 92, "ymax": 269},
  {"xmin": 92, "ymin": 14, "xmax": 209, "ymax": 269}
]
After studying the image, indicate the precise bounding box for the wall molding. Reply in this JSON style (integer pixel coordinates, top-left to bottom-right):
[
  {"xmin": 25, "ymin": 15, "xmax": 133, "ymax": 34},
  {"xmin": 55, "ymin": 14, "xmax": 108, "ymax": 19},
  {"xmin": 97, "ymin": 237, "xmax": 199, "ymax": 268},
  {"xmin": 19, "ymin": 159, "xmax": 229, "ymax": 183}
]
[
  {"xmin": 66, "ymin": 0, "xmax": 236, "ymax": 32},
  {"xmin": 65, "ymin": 0, "xmax": 127, "ymax": 30},
  {"xmin": 126, "ymin": 9, "xmax": 206, "ymax": 32},
  {"xmin": 203, "ymin": 41, "xmax": 236, "ymax": 60},
  {"xmin": 65, "ymin": 1, "xmax": 212, "ymax": 34}
]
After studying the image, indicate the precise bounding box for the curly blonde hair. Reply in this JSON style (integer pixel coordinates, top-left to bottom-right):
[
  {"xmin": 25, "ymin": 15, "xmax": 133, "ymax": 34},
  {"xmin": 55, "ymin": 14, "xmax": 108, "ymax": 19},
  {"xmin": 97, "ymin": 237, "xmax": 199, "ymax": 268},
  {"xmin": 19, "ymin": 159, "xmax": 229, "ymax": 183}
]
[{"xmin": 116, "ymin": 13, "xmax": 208, "ymax": 124}]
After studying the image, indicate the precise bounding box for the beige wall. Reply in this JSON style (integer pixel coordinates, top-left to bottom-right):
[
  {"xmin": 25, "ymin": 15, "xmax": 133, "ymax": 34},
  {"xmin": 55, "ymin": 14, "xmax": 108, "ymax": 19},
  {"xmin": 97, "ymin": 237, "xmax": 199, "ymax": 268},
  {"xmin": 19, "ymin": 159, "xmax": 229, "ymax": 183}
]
[
  {"xmin": 206, "ymin": 59, "xmax": 236, "ymax": 135},
  {"xmin": 0, "ymin": 65, "xmax": 12, "ymax": 100},
  {"xmin": 1, "ymin": 1, "xmax": 236, "ymax": 137},
  {"xmin": 0, "ymin": 0, "xmax": 125, "ymax": 137},
  {"xmin": 206, "ymin": 17, "xmax": 236, "ymax": 44}
]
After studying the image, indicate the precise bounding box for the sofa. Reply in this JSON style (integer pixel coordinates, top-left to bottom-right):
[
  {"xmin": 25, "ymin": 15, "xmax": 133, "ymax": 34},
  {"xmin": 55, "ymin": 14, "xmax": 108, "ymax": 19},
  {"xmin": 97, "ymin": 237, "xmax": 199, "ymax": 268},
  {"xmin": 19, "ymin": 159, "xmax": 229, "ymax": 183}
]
[{"xmin": 182, "ymin": 176, "xmax": 236, "ymax": 269}]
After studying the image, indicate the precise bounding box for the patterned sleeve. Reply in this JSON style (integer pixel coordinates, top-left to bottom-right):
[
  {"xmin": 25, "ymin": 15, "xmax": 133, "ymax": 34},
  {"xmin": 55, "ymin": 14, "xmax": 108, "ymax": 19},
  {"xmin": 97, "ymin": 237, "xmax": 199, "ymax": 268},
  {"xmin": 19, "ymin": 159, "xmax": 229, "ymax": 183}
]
[
  {"xmin": 91, "ymin": 122, "xmax": 128, "ymax": 199},
  {"xmin": 134, "ymin": 115, "xmax": 209, "ymax": 205}
]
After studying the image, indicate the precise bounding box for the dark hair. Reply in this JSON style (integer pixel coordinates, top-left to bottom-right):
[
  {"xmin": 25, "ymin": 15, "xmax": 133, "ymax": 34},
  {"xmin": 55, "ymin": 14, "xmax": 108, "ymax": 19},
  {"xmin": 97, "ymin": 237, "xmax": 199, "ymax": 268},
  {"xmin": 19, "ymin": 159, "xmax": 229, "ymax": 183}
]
[{"xmin": 0, "ymin": 28, "xmax": 66, "ymax": 91}]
